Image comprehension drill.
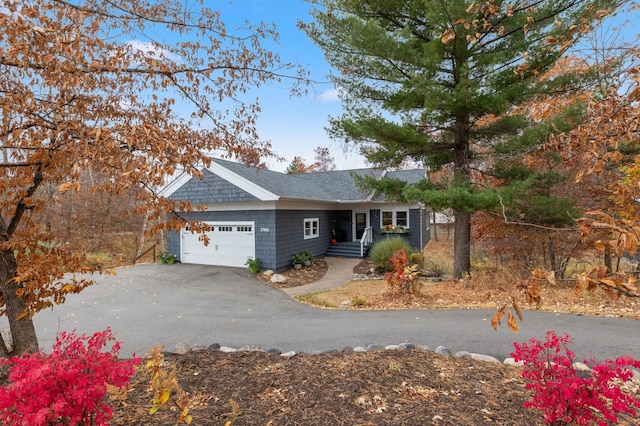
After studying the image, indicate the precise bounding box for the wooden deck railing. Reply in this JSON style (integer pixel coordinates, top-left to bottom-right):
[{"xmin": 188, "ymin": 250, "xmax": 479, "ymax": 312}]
[{"xmin": 133, "ymin": 244, "xmax": 157, "ymax": 264}]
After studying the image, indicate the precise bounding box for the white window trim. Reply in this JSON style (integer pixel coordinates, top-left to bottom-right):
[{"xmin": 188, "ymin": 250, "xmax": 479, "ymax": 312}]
[
  {"xmin": 381, "ymin": 209, "xmax": 409, "ymax": 229},
  {"xmin": 304, "ymin": 218, "xmax": 319, "ymax": 239}
]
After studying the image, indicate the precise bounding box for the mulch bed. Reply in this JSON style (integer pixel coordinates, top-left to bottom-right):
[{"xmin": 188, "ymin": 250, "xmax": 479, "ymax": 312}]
[
  {"xmin": 108, "ymin": 257, "xmax": 639, "ymax": 425},
  {"xmin": 257, "ymin": 259, "xmax": 330, "ymax": 289},
  {"xmin": 111, "ymin": 349, "xmax": 547, "ymax": 425}
]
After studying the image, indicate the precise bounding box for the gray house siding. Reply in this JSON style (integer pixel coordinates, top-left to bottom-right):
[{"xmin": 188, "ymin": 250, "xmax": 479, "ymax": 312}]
[
  {"xmin": 166, "ymin": 210, "xmax": 277, "ymax": 270},
  {"xmin": 274, "ymin": 210, "xmax": 333, "ymax": 271},
  {"xmin": 166, "ymin": 230, "xmax": 180, "ymax": 260},
  {"xmin": 171, "ymin": 169, "xmax": 259, "ymax": 204},
  {"xmin": 407, "ymin": 208, "xmax": 430, "ymax": 250}
]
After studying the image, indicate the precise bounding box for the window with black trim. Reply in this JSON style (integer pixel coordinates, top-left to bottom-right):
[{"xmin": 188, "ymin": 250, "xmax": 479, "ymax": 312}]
[{"xmin": 304, "ymin": 218, "xmax": 319, "ymax": 239}]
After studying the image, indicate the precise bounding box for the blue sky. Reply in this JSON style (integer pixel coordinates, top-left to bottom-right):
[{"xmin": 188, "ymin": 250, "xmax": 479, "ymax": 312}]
[{"xmin": 217, "ymin": 0, "xmax": 364, "ymax": 172}]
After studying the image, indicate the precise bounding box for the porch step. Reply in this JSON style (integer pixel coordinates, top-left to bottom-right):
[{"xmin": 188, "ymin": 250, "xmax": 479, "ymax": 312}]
[{"xmin": 325, "ymin": 242, "xmax": 370, "ymax": 259}]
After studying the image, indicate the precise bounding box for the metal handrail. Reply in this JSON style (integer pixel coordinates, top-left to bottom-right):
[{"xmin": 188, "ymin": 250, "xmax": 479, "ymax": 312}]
[{"xmin": 359, "ymin": 227, "xmax": 373, "ymax": 257}]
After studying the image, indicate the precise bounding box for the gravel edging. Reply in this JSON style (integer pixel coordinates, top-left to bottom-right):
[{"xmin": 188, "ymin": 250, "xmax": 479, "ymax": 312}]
[{"xmin": 166, "ymin": 342, "xmax": 640, "ymax": 381}]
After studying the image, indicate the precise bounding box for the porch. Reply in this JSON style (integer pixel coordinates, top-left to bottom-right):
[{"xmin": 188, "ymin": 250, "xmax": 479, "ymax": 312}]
[
  {"xmin": 325, "ymin": 227, "xmax": 373, "ymax": 259},
  {"xmin": 325, "ymin": 241, "xmax": 373, "ymax": 259}
]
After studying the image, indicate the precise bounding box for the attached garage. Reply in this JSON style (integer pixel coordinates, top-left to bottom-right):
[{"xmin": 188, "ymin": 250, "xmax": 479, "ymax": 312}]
[{"xmin": 180, "ymin": 221, "xmax": 255, "ymax": 268}]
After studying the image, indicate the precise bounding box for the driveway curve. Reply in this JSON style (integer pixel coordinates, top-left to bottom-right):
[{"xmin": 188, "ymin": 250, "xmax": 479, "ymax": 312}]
[{"xmin": 26, "ymin": 264, "xmax": 639, "ymax": 361}]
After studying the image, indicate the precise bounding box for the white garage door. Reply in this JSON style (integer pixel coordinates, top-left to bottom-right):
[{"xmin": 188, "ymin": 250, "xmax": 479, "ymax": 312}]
[{"xmin": 181, "ymin": 221, "xmax": 255, "ymax": 268}]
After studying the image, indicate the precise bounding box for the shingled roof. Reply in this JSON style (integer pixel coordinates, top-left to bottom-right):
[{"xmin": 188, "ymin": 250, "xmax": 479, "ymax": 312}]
[{"xmin": 210, "ymin": 158, "xmax": 426, "ymax": 202}]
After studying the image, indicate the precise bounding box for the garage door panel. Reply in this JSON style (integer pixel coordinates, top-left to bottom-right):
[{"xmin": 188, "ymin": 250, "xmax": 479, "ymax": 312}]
[{"xmin": 181, "ymin": 222, "xmax": 255, "ymax": 268}]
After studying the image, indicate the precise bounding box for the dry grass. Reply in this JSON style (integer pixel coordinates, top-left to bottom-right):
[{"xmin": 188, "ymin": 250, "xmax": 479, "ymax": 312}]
[{"xmin": 297, "ymin": 240, "xmax": 640, "ymax": 320}]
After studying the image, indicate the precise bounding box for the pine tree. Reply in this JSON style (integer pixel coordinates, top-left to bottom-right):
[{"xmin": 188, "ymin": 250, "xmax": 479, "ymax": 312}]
[{"xmin": 302, "ymin": 0, "xmax": 625, "ymax": 278}]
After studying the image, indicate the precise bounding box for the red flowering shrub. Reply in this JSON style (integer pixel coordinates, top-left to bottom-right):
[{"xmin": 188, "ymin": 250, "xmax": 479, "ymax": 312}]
[
  {"xmin": 512, "ymin": 330, "xmax": 640, "ymax": 425},
  {"xmin": 0, "ymin": 328, "xmax": 140, "ymax": 425},
  {"xmin": 384, "ymin": 249, "xmax": 420, "ymax": 295}
]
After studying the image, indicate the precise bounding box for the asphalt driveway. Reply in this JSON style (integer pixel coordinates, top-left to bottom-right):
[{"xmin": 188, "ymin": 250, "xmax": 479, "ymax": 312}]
[{"xmin": 23, "ymin": 263, "xmax": 640, "ymax": 361}]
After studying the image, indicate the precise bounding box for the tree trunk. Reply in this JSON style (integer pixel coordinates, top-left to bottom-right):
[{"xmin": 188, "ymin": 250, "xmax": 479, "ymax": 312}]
[
  {"xmin": 136, "ymin": 213, "xmax": 148, "ymax": 258},
  {"xmin": 0, "ymin": 167, "xmax": 42, "ymax": 357},
  {"xmin": 0, "ymin": 248, "xmax": 39, "ymax": 357},
  {"xmin": 453, "ymin": 211, "xmax": 471, "ymax": 279},
  {"xmin": 604, "ymin": 245, "xmax": 612, "ymax": 272},
  {"xmin": 452, "ymin": 111, "xmax": 472, "ymax": 279},
  {"xmin": 547, "ymin": 236, "xmax": 556, "ymax": 273}
]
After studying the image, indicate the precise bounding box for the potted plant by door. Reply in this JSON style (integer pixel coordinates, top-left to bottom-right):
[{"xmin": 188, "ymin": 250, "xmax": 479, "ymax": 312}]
[
  {"xmin": 245, "ymin": 258, "xmax": 260, "ymax": 273},
  {"xmin": 300, "ymin": 250, "xmax": 313, "ymax": 267},
  {"xmin": 290, "ymin": 253, "xmax": 304, "ymax": 270},
  {"xmin": 159, "ymin": 251, "xmax": 177, "ymax": 264}
]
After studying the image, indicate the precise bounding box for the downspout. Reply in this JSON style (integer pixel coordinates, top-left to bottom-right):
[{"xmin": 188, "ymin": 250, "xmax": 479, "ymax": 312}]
[
  {"xmin": 422, "ymin": 165, "xmax": 430, "ymax": 248},
  {"xmin": 419, "ymin": 202, "xmax": 424, "ymax": 249}
]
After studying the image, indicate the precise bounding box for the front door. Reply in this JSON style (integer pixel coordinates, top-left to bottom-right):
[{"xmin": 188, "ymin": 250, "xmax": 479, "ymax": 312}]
[{"xmin": 354, "ymin": 211, "xmax": 368, "ymax": 240}]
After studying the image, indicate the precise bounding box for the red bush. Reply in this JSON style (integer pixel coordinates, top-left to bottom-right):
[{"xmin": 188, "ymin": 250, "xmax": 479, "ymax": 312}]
[
  {"xmin": 384, "ymin": 249, "xmax": 419, "ymax": 295},
  {"xmin": 0, "ymin": 328, "xmax": 140, "ymax": 425},
  {"xmin": 512, "ymin": 331, "xmax": 640, "ymax": 425}
]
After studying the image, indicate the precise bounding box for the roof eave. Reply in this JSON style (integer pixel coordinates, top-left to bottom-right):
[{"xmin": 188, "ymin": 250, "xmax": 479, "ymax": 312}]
[{"xmin": 157, "ymin": 171, "xmax": 192, "ymax": 198}]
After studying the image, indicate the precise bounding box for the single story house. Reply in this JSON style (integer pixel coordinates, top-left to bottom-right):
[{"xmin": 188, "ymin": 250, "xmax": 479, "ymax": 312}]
[{"xmin": 160, "ymin": 158, "xmax": 430, "ymax": 272}]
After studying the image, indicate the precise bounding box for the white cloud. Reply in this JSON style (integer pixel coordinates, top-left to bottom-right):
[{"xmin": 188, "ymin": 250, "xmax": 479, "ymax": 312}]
[
  {"xmin": 125, "ymin": 40, "xmax": 178, "ymax": 63},
  {"xmin": 318, "ymin": 88, "xmax": 342, "ymax": 102}
]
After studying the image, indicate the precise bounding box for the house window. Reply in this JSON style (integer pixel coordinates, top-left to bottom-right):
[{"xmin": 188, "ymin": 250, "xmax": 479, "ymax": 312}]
[
  {"xmin": 396, "ymin": 211, "xmax": 408, "ymax": 227},
  {"xmin": 382, "ymin": 211, "xmax": 393, "ymax": 227},
  {"xmin": 381, "ymin": 210, "xmax": 409, "ymax": 229},
  {"xmin": 184, "ymin": 224, "xmax": 213, "ymax": 232},
  {"xmin": 304, "ymin": 218, "xmax": 319, "ymax": 239}
]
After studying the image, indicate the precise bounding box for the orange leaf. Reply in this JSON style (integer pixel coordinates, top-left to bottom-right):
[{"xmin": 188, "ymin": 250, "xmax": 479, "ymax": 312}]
[
  {"xmin": 602, "ymin": 287, "xmax": 619, "ymax": 300},
  {"xmin": 531, "ymin": 268, "xmax": 548, "ymax": 280},
  {"xmin": 575, "ymin": 274, "xmax": 587, "ymax": 296},
  {"xmin": 491, "ymin": 305, "xmax": 506, "ymax": 331},
  {"xmin": 600, "ymin": 277, "xmax": 620, "ymax": 286},
  {"xmin": 440, "ymin": 29, "xmax": 456, "ymax": 44},
  {"xmin": 512, "ymin": 300, "xmax": 524, "ymax": 322},
  {"xmin": 527, "ymin": 280, "xmax": 543, "ymax": 299},
  {"xmin": 589, "ymin": 266, "xmax": 609, "ymax": 279},
  {"xmin": 507, "ymin": 309, "xmax": 520, "ymax": 333},
  {"xmin": 621, "ymin": 276, "xmax": 638, "ymax": 294},
  {"xmin": 546, "ymin": 271, "xmax": 556, "ymax": 285},
  {"xmin": 59, "ymin": 181, "xmax": 80, "ymax": 195}
]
